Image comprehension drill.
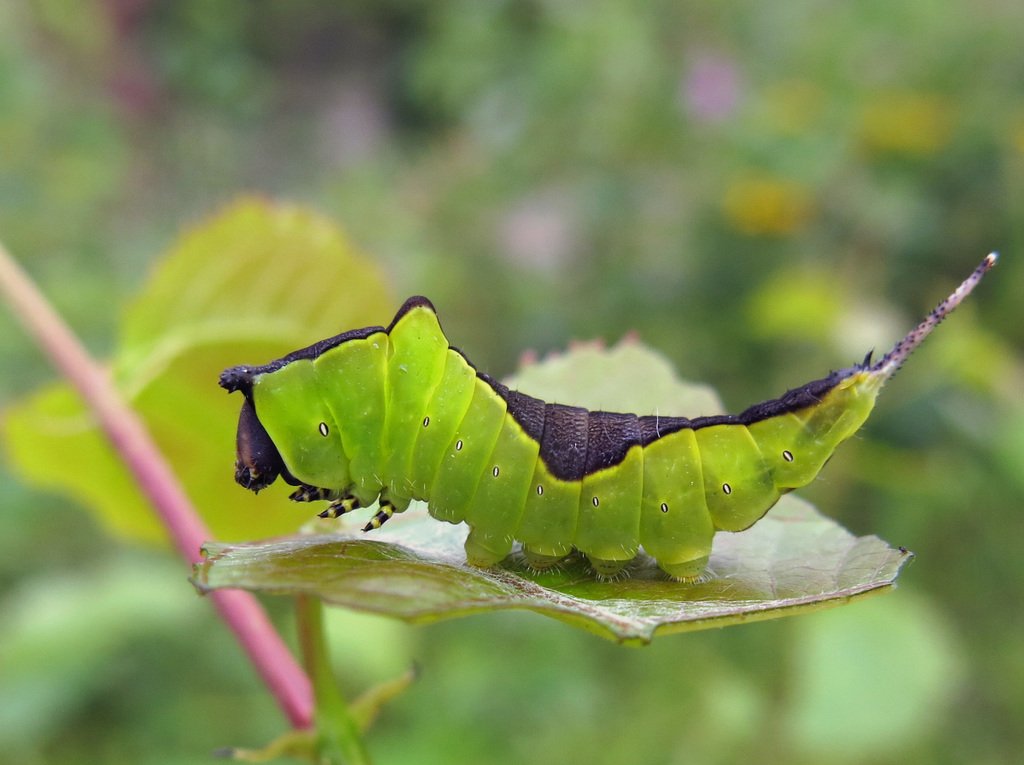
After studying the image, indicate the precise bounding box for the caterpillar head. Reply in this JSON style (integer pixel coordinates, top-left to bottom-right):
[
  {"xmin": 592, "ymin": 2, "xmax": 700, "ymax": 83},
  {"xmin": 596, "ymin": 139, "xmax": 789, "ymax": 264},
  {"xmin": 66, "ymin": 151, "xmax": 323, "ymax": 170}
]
[
  {"xmin": 233, "ymin": 397, "xmax": 288, "ymax": 492},
  {"xmin": 220, "ymin": 366, "xmax": 288, "ymax": 493}
]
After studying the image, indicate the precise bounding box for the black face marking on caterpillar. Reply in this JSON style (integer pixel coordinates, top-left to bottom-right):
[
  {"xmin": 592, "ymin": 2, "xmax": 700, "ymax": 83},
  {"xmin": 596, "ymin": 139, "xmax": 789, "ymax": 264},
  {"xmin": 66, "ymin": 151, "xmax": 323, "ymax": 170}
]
[{"xmin": 220, "ymin": 254, "xmax": 997, "ymax": 580}]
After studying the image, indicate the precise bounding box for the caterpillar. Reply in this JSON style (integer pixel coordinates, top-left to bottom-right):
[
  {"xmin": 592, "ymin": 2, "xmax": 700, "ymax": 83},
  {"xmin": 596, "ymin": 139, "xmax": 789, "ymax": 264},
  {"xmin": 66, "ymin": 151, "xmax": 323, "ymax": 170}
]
[{"xmin": 220, "ymin": 254, "xmax": 996, "ymax": 580}]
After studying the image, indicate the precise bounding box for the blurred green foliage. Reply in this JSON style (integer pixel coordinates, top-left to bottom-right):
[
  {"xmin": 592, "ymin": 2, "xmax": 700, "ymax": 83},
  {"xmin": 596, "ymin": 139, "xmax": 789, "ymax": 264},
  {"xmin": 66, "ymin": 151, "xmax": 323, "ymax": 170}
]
[
  {"xmin": 4, "ymin": 198, "xmax": 391, "ymax": 543},
  {"xmin": 1, "ymin": 1, "xmax": 1021, "ymax": 763}
]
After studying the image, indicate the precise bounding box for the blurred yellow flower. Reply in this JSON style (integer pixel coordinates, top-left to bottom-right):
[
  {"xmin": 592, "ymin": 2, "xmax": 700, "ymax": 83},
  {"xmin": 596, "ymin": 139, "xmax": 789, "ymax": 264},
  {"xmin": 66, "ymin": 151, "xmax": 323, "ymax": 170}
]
[
  {"xmin": 721, "ymin": 175, "xmax": 813, "ymax": 235},
  {"xmin": 859, "ymin": 92, "xmax": 953, "ymax": 155}
]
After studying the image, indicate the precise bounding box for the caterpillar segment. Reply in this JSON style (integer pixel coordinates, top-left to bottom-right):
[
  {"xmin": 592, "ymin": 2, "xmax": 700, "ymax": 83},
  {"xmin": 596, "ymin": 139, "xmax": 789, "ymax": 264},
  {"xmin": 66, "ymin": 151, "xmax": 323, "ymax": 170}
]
[{"xmin": 220, "ymin": 254, "xmax": 997, "ymax": 580}]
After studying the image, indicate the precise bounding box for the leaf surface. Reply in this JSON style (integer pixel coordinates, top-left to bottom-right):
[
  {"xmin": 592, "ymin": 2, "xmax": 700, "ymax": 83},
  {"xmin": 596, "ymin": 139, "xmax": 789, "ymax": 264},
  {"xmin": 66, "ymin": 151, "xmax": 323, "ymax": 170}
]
[{"xmin": 195, "ymin": 495, "xmax": 911, "ymax": 644}]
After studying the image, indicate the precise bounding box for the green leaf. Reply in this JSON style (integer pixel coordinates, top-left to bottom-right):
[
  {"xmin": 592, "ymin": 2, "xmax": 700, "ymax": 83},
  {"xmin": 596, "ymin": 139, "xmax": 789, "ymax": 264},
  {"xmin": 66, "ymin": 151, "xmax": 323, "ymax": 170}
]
[
  {"xmin": 194, "ymin": 495, "xmax": 910, "ymax": 645},
  {"xmin": 2, "ymin": 198, "xmax": 391, "ymax": 543},
  {"xmin": 504, "ymin": 338, "xmax": 725, "ymax": 415},
  {"xmin": 194, "ymin": 339, "xmax": 911, "ymax": 644}
]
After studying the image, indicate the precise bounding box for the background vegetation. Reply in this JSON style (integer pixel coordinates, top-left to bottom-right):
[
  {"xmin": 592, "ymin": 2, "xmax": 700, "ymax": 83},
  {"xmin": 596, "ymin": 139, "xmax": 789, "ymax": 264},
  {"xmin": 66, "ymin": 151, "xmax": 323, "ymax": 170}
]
[{"xmin": 1, "ymin": 1, "xmax": 1021, "ymax": 763}]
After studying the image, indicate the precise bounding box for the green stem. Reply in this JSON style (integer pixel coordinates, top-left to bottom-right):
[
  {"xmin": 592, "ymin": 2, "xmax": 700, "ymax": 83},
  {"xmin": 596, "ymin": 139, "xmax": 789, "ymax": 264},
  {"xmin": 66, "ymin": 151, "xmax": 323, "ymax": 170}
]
[{"xmin": 295, "ymin": 595, "xmax": 372, "ymax": 765}]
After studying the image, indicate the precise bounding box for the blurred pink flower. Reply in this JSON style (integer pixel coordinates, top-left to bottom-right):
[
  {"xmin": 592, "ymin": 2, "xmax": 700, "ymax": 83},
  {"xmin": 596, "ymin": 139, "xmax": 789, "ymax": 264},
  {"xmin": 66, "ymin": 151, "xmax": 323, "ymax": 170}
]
[
  {"xmin": 497, "ymin": 190, "xmax": 578, "ymax": 273},
  {"xmin": 682, "ymin": 53, "xmax": 742, "ymax": 124}
]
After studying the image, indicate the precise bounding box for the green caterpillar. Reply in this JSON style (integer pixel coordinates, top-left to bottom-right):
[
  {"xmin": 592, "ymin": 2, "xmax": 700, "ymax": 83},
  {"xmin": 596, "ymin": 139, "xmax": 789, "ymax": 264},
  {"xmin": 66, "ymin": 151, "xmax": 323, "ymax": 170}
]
[{"xmin": 220, "ymin": 254, "xmax": 996, "ymax": 580}]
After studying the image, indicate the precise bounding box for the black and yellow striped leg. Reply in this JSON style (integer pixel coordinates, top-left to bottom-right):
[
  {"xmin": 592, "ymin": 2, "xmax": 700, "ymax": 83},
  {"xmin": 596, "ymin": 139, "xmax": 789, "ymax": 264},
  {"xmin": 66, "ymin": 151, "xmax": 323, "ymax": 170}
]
[
  {"xmin": 290, "ymin": 484, "xmax": 341, "ymax": 503},
  {"xmin": 318, "ymin": 495, "xmax": 361, "ymax": 519},
  {"xmin": 362, "ymin": 501, "xmax": 395, "ymax": 532}
]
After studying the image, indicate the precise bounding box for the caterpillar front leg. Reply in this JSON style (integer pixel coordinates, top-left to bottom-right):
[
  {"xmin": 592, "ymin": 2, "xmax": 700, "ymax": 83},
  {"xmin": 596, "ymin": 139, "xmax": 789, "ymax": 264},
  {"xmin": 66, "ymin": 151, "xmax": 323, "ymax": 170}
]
[
  {"xmin": 362, "ymin": 500, "xmax": 395, "ymax": 531},
  {"xmin": 287, "ymin": 484, "xmax": 363, "ymax": 519},
  {"xmin": 360, "ymin": 486, "xmax": 416, "ymax": 531},
  {"xmin": 318, "ymin": 494, "xmax": 362, "ymax": 519},
  {"xmin": 290, "ymin": 484, "xmax": 342, "ymax": 503}
]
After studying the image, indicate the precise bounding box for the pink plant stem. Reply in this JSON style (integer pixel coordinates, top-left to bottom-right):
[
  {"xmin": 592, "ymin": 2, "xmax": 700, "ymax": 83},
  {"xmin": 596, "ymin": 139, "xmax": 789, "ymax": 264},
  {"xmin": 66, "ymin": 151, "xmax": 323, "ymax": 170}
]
[{"xmin": 0, "ymin": 241, "xmax": 314, "ymax": 729}]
